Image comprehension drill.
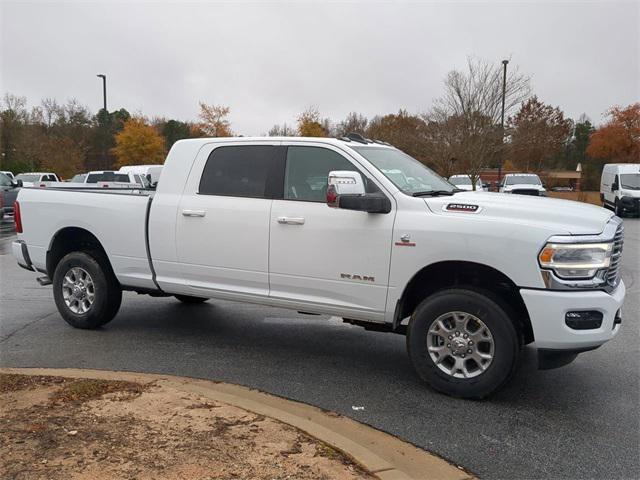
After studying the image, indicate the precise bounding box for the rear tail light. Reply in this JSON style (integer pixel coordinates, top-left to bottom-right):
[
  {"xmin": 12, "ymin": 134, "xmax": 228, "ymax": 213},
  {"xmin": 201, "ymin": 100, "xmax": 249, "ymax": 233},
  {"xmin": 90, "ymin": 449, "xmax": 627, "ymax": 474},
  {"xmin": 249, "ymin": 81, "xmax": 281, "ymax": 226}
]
[{"xmin": 14, "ymin": 201, "xmax": 23, "ymax": 233}]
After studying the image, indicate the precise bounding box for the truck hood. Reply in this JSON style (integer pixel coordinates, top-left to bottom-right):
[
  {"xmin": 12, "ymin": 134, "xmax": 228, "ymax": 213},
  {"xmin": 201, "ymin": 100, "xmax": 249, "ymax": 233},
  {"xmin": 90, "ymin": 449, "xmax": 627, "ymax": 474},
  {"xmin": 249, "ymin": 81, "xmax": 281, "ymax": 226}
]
[{"xmin": 424, "ymin": 192, "xmax": 613, "ymax": 235}]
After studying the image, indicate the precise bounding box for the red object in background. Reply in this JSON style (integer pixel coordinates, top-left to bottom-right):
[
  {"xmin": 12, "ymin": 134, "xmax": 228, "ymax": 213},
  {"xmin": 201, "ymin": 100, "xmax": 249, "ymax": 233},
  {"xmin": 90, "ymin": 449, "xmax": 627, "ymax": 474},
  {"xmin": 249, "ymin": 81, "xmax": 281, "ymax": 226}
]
[{"xmin": 14, "ymin": 201, "xmax": 23, "ymax": 233}]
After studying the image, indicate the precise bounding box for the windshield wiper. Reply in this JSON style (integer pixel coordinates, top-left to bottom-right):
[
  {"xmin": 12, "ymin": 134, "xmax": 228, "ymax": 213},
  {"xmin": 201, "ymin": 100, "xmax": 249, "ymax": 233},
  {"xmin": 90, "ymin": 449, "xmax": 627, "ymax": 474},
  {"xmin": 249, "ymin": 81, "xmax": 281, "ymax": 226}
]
[{"xmin": 412, "ymin": 189, "xmax": 461, "ymax": 197}]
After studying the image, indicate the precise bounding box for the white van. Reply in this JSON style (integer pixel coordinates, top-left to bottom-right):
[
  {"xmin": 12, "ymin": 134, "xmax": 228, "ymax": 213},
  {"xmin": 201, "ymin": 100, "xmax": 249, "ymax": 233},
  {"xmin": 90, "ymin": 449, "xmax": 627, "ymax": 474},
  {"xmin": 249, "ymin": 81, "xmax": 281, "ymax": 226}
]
[
  {"xmin": 601, "ymin": 164, "xmax": 640, "ymax": 217},
  {"xmin": 118, "ymin": 165, "xmax": 163, "ymax": 185}
]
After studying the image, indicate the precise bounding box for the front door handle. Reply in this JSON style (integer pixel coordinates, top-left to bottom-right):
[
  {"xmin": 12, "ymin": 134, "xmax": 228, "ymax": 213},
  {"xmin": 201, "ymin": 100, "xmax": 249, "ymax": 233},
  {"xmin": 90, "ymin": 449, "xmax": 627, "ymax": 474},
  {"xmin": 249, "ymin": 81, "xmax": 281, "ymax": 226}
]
[
  {"xmin": 182, "ymin": 209, "xmax": 206, "ymax": 217},
  {"xmin": 277, "ymin": 216, "xmax": 305, "ymax": 225}
]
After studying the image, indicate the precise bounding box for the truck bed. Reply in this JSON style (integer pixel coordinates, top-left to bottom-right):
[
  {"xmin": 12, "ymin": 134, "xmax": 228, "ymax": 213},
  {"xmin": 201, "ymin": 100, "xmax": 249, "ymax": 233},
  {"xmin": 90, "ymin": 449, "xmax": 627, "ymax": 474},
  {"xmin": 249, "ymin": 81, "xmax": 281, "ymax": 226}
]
[{"xmin": 16, "ymin": 187, "xmax": 156, "ymax": 290}]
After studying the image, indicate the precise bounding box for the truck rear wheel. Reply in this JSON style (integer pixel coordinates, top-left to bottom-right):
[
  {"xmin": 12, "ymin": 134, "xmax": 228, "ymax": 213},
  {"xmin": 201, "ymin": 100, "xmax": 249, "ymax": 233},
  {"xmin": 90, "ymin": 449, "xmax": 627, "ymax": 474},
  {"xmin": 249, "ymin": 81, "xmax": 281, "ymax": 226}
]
[
  {"xmin": 52, "ymin": 251, "xmax": 122, "ymax": 329},
  {"xmin": 407, "ymin": 288, "xmax": 520, "ymax": 399},
  {"xmin": 174, "ymin": 294, "xmax": 209, "ymax": 304}
]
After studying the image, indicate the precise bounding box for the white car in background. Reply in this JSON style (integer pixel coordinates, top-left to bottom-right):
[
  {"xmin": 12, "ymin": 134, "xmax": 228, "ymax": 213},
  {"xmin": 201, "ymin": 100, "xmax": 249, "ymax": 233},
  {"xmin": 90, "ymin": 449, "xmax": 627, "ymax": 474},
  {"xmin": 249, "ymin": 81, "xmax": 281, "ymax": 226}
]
[
  {"xmin": 1, "ymin": 171, "xmax": 15, "ymax": 180},
  {"xmin": 448, "ymin": 174, "xmax": 487, "ymax": 191},
  {"xmin": 14, "ymin": 172, "xmax": 60, "ymax": 187},
  {"xmin": 499, "ymin": 173, "xmax": 547, "ymax": 196},
  {"xmin": 118, "ymin": 165, "xmax": 163, "ymax": 186}
]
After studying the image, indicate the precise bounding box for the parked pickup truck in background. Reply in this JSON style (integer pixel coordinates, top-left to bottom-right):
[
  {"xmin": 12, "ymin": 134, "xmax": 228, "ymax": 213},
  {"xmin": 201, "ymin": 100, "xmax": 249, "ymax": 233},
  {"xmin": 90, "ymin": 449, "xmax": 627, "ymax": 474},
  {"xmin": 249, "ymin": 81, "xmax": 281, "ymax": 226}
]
[
  {"xmin": 499, "ymin": 173, "xmax": 547, "ymax": 196},
  {"xmin": 12, "ymin": 135, "xmax": 626, "ymax": 398},
  {"xmin": 85, "ymin": 170, "xmax": 151, "ymax": 188},
  {"xmin": 14, "ymin": 172, "xmax": 59, "ymax": 187},
  {"xmin": 1, "ymin": 172, "xmax": 22, "ymax": 219}
]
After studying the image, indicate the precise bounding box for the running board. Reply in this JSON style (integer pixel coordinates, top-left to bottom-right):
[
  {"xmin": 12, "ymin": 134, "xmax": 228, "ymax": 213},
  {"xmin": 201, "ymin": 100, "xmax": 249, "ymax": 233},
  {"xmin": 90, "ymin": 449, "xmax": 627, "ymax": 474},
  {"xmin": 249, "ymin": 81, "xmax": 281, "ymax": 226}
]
[{"xmin": 36, "ymin": 276, "xmax": 52, "ymax": 286}]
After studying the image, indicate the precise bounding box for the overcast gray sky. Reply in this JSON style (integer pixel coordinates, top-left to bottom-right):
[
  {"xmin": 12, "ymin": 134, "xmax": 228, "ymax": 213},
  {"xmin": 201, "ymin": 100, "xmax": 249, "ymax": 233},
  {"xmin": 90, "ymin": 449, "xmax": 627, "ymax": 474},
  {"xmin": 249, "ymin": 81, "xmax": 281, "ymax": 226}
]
[{"xmin": 1, "ymin": 0, "xmax": 638, "ymax": 134}]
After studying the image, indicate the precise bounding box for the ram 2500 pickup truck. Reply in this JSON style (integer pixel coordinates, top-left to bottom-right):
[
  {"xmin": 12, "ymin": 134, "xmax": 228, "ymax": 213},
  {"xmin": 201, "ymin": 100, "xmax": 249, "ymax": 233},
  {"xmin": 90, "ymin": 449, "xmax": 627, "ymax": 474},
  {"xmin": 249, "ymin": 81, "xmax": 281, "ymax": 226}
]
[{"xmin": 13, "ymin": 136, "xmax": 626, "ymax": 398}]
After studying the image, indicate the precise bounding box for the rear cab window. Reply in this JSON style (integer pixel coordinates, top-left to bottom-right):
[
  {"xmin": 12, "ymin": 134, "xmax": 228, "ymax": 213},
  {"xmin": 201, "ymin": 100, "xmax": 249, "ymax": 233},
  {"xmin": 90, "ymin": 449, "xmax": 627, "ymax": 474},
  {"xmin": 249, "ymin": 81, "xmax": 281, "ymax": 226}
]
[{"xmin": 198, "ymin": 145, "xmax": 284, "ymax": 198}]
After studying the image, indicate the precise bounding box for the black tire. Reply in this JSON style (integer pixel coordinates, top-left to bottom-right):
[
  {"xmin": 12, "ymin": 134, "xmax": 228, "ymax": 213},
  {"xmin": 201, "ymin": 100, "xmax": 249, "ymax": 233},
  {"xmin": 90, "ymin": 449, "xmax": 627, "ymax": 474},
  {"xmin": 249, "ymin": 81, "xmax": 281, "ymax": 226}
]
[
  {"xmin": 614, "ymin": 198, "xmax": 622, "ymax": 217},
  {"xmin": 52, "ymin": 251, "xmax": 122, "ymax": 329},
  {"xmin": 174, "ymin": 294, "xmax": 209, "ymax": 304},
  {"xmin": 407, "ymin": 288, "xmax": 520, "ymax": 399}
]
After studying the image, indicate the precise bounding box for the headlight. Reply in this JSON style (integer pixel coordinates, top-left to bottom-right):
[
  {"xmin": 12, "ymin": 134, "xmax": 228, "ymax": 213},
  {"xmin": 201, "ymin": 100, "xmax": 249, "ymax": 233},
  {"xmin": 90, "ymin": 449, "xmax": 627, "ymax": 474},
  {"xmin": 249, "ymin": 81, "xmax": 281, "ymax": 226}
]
[{"xmin": 538, "ymin": 242, "xmax": 613, "ymax": 279}]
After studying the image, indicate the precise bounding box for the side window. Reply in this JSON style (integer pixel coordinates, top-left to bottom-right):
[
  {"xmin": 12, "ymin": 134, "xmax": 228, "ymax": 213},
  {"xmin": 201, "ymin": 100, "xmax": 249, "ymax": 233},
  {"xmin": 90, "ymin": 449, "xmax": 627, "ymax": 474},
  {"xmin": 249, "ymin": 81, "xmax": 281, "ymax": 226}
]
[
  {"xmin": 284, "ymin": 146, "xmax": 377, "ymax": 202},
  {"xmin": 199, "ymin": 145, "xmax": 281, "ymax": 198},
  {"xmin": 614, "ymin": 175, "xmax": 619, "ymax": 187}
]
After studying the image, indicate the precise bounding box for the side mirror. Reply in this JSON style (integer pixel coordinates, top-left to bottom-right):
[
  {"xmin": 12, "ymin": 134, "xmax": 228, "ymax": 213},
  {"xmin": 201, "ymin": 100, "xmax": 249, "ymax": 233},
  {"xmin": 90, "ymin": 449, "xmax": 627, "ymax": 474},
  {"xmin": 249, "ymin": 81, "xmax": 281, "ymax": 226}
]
[
  {"xmin": 611, "ymin": 183, "xmax": 618, "ymax": 192},
  {"xmin": 326, "ymin": 170, "xmax": 391, "ymax": 214},
  {"xmin": 14, "ymin": 180, "xmax": 23, "ymax": 188}
]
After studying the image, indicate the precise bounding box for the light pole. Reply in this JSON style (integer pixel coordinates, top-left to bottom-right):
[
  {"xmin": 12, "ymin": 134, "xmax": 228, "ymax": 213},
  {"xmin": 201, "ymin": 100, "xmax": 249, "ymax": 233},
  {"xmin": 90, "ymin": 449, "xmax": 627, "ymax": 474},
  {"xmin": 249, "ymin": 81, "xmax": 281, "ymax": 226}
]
[
  {"xmin": 96, "ymin": 74, "xmax": 107, "ymax": 112},
  {"xmin": 497, "ymin": 60, "xmax": 508, "ymax": 184}
]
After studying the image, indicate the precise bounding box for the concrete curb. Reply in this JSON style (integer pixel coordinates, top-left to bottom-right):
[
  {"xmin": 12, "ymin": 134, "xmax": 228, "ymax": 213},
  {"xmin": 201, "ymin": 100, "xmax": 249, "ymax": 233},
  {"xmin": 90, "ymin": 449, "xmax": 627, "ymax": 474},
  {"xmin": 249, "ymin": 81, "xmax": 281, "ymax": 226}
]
[{"xmin": 1, "ymin": 367, "xmax": 474, "ymax": 480}]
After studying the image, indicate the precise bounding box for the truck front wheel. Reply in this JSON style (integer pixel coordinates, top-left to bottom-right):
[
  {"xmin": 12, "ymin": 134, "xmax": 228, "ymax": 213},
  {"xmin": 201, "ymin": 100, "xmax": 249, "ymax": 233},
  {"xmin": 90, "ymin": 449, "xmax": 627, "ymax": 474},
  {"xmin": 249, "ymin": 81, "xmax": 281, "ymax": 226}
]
[
  {"xmin": 407, "ymin": 288, "xmax": 520, "ymax": 399},
  {"xmin": 52, "ymin": 251, "xmax": 122, "ymax": 329}
]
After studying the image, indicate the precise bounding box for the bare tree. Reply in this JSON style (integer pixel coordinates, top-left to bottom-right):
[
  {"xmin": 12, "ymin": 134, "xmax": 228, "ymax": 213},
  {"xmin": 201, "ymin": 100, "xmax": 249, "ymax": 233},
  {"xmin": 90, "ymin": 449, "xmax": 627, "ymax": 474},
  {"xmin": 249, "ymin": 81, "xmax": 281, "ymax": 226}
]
[
  {"xmin": 267, "ymin": 123, "xmax": 296, "ymax": 136},
  {"xmin": 336, "ymin": 112, "xmax": 368, "ymax": 137},
  {"xmin": 433, "ymin": 56, "xmax": 531, "ymax": 124},
  {"xmin": 429, "ymin": 57, "xmax": 531, "ymax": 189}
]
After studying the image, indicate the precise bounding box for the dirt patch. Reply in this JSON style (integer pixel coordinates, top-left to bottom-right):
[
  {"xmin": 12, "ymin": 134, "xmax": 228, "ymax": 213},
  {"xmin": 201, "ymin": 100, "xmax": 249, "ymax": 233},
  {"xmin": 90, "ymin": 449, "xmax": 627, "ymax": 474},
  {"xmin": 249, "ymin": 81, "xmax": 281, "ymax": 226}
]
[{"xmin": 0, "ymin": 373, "xmax": 374, "ymax": 480}]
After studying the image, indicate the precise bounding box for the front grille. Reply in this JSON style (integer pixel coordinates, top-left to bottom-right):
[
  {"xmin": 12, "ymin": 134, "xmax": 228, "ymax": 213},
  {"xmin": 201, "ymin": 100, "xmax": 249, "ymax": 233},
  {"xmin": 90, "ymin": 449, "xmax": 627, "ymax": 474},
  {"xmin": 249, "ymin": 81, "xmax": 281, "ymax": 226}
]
[
  {"xmin": 607, "ymin": 223, "xmax": 624, "ymax": 287},
  {"xmin": 511, "ymin": 189, "xmax": 540, "ymax": 196}
]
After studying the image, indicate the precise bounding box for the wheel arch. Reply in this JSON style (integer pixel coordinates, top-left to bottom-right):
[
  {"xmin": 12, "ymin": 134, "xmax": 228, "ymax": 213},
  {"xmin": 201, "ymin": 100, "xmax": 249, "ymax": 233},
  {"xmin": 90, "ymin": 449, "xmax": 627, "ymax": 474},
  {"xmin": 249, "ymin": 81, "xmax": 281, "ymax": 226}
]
[
  {"xmin": 395, "ymin": 260, "xmax": 534, "ymax": 344},
  {"xmin": 46, "ymin": 226, "xmax": 116, "ymax": 282}
]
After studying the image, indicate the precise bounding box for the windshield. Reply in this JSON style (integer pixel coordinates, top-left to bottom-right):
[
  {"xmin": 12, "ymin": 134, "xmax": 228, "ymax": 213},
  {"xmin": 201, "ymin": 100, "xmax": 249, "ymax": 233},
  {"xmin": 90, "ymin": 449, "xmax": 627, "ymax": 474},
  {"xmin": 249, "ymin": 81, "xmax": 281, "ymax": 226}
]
[
  {"xmin": 86, "ymin": 172, "xmax": 131, "ymax": 183},
  {"xmin": 15, "ymin": 174, "xmax": 40, "ymax": 183},
  {"xmin": 620, "ymin": 173, "xmax": 640, "ymax": 190},
  {"xmin": 351, "ymin": 147, "xmax": 453, "ymax": 194},
  {"xmin": 505, "ymin": 175, "xmax": 541, "ymax": 185}
]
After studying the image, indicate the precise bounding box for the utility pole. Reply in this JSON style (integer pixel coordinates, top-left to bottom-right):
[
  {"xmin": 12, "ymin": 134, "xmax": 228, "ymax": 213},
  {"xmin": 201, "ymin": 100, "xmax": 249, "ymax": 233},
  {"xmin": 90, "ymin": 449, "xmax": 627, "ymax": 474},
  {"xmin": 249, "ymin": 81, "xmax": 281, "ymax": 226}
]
[
  {"xmin": 96, "ymin": 74, "xmax": 107, "ymax": 112},
  {"xmin": 96, "ymin": 74, "xmax": 108, "ymax": 170},
  {"xmin": 497, "ymin": 60, "xmax": 508, "ymax": 184}
]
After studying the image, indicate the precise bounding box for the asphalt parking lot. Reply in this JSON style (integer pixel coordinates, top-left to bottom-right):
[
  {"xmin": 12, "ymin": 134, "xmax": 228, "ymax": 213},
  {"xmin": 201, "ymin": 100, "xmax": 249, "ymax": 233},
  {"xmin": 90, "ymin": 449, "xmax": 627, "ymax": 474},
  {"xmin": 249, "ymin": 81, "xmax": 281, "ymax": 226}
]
[{"xmin": 1, "ymin": 216, "xmax": 638, "ymax": 480}]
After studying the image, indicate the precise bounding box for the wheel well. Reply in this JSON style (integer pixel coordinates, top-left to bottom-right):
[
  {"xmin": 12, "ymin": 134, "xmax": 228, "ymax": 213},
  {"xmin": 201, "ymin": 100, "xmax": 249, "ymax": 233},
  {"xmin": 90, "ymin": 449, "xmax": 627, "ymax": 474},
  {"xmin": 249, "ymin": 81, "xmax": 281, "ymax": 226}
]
[
  {"xmin": 46, "ymin": 227, "xmax": 114, "ymax": 280},
  {"xmin": 397, "ymin": 261, "xmax": 534, "ymax": 344}
]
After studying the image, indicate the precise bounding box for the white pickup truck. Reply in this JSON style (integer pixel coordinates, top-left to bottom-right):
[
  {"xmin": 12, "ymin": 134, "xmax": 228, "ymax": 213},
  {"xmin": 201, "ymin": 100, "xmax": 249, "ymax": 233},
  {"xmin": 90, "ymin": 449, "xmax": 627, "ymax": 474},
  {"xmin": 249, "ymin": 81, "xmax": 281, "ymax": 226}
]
[{"xmin": 12, "ymin": 136, "xmax": 626, "ymax": 398}]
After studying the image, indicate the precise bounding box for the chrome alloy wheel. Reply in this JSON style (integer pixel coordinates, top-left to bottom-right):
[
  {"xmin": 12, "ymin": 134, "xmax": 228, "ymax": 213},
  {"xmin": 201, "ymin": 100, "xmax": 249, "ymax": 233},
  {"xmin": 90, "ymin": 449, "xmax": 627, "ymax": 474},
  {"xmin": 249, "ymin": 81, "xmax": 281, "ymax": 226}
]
[
  {"xmin": 62, "ymin": 267, "xmax": 96, "ymax": 314},
  {"xmin": 426, "ymin": 311, "xmax": 494, "ymax": 378}
]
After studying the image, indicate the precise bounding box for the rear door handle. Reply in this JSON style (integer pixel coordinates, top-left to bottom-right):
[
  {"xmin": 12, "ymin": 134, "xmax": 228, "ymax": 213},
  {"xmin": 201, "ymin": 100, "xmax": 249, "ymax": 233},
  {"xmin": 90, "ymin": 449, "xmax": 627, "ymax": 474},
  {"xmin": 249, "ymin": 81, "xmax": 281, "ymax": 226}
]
[
  {"xmin": 277, "ymin": 216, "xmax": 305, "ymax": 225},
  {"xmin": 182, "ymin": 209, "xmax": 206, "ymax": 217}
]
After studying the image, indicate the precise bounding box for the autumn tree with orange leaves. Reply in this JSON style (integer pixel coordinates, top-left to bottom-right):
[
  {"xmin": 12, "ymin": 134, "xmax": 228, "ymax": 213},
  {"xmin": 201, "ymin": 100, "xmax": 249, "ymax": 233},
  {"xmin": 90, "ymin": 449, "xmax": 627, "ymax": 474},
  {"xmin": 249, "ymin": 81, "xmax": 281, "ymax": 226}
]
[
  {"xmin": 197, "ymin": 102, "xmax": 233, "ymax": 137},
  {"xmin": 112, "ymin": 117, "xmax": 166, "ymax": 168},
  {"xmin": 297, "ymin": 107, "xmax": 327, "ymax": 137},
  {"xmin": 587, "ymin": 103, "xmax": 640, "ymax": 163},
  {"xmin": 507, "ymin": 96, "xmax": 572, "ymax": 172}
]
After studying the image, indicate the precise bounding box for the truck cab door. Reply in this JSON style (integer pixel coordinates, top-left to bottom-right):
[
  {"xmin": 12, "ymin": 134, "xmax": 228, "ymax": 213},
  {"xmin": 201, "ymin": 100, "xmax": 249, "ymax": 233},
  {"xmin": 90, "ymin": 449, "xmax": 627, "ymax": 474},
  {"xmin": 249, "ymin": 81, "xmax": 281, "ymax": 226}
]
[
  {"xmin": 269, "ymin": 144, "xmax": 395, "ymax": 321},
  {"xmin": 175, "ymin": 142, "xmax": 284, "ymax": 298}
]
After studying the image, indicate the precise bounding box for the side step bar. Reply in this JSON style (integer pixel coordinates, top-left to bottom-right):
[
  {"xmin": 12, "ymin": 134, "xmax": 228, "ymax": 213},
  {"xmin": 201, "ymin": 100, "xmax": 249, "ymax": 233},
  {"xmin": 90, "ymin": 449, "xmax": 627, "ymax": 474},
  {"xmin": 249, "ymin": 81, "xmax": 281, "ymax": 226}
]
[{"xmin": 36, "ymin": 276, "xmax": 52, "ymax": 286}]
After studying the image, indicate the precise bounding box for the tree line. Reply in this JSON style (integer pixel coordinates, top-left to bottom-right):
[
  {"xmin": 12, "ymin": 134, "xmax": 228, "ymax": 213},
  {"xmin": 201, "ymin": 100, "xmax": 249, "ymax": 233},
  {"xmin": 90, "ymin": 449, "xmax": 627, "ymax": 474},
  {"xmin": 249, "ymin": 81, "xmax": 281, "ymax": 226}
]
[{"xmin": 1, "ymin": 58, "xmax": 638, "ymax": 189}]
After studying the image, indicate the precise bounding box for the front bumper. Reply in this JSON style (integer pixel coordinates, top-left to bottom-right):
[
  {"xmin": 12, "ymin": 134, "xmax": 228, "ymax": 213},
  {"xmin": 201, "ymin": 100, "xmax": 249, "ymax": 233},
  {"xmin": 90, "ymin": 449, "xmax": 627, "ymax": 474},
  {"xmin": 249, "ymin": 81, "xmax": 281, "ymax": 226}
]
[
  {"xmin": 620, "ymin": 196, "xmax": 640, "ymax": 213},
  {"xmin": 521, "ymin": 280, "xmax": 625, "ymax": 351}
]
